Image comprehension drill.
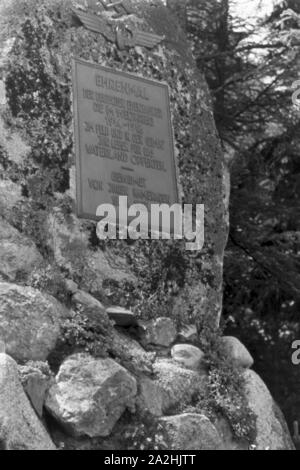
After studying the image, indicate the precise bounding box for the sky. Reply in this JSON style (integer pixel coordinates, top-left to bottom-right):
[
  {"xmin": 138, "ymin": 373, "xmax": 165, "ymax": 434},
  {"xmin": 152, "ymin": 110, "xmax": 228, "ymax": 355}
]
[
  {"xmin": 231, "ymin": 0, "xmax": 282, "ymax": 54},
  {"xmin": 232, "ymin": 0, "xmax": 279, "ymax": 22}
]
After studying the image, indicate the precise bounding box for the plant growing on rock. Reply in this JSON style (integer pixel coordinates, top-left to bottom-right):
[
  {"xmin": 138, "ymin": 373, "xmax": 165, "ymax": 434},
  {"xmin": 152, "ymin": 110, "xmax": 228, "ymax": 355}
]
[
  {"xmin": 27, "ymin": 263, "xmax": 71, "ymax": 305},
  {"xmin": 184, "ymin": 318, "xmax": 258, "ymax": 444},
  {"xmin": 121, "ymin": 415, "xmax": 168, "ymax": 451},
  {"xmin": 48, "ymin": 305, "xmax": 114, "ymax": 373}
]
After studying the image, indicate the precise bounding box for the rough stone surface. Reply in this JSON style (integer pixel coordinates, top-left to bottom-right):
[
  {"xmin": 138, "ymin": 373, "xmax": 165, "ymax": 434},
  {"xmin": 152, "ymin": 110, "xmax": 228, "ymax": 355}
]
[
  {"xmin": 0, "ymin": 340, "xmax": 5, "ymax": 354},
  {"xmin": 67, "ymin": 0, "xmax": 226, "ymax": 324},
  {"xmin": 0, "ymin": 282, "xmax": 71, "ymax": 363},
  {"xmin": 0, "ymin": 354, "xmax": 55, "ymax": 450},
  {"xmin": 153, "ymin": 359, "xmax": 207, "ymax": 413},
  {"xmin": 142, "ymin": 317, "xmax": 177, "ymax": 348},
  {"xmin": 221, "ymin": 336, "xmax": 254, "ymax": 369},
  {"xmin": 222, "ymin": 159, "xmax": 231, "ymax": 235},
  {"xmin": 19, "ymin": 362, "xmax": 53, "ymax": 418},
  {"xmin": 244, "ymin": 370, "xmax": 294, "ymax": 450},
  {"xmin": 0, "ymin": 216, "xmax": 43, "ymax": 282},
  {"xmin": 45, "ymin": 354, "xmax": 137, "ymax": 438},
  {"xmin": 90, "ymin": 249, "xmax": 137, "ymax": 287},
  {"xmin": 136, "ymin": 376, "xmax": 164, "ymax": 417},
  {"xmin": 0, "ymin": 80, "xmax": 6, "ymax": 105},
  {"xmin": 46, "ymin": 212, "xmax": 137, "ymax": 293},
  {"xmin": 0, "ymin": 114, "xmax": 30, "ymax": 165},
  {"xmin": 73, "ymin": 289, "xmax": 106, "ymax": 313},
  {"xmin": 0, "ymin": 179, "xmax": 22, "ymax": 221},
  {"xmin": 65, "ymin": 279, "xmax": 78, "ymax": 294},
  {"xmin": 109, "ymin": 329, "xmax": 156, "ymax": 375},
  {"xmin": 159, "ymin": 413, "xmax": 223, "ymax": 450},
  {"xmin": 171, "ymin": 344, "xmax": 205, "ymax": 370}
]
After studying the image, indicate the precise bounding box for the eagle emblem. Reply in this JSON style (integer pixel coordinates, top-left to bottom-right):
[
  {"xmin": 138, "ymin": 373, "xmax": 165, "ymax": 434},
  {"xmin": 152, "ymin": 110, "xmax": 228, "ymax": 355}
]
[{"xmin": 72, "ymin": 3, "xmax": 165, "ymax": 50}]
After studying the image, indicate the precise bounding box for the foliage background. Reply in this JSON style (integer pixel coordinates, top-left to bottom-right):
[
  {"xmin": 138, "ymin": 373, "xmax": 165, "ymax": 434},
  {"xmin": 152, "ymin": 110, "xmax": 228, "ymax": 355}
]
[{"xmin": 183, "ymin": 0, "xmax": 300, "ymax": 430}]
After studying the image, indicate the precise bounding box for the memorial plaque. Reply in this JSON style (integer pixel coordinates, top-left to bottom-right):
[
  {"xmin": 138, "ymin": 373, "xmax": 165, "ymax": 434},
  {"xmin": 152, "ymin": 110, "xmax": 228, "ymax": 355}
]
[{"xmin": 72, "ymin": 58, "xmax": 179, "ymax": 222}]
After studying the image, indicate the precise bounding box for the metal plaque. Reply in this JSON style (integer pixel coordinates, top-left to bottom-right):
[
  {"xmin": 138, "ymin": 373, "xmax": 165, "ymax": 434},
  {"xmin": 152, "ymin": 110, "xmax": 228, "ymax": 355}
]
[{"xmin": 72, "ymin": 58, "xmax": 179, "ymax": 221}]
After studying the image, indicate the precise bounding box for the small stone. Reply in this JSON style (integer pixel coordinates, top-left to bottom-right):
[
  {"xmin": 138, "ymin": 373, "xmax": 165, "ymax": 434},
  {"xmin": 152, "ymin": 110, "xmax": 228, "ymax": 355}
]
[
  {"xmin": 65, "ymin": 279, "xmax": 78, "ymax": 294},
  {"xmin": 177, "ymin": 325, "xmax": 198, "ymax": 343},
  {"xmin": 221, "ymin": 336, "xmax": 254, "ymax": 369},
  {"xmin": 110, "ymin": 329, "xmax": 156, "ymax": 375},
  {"xmin": 142, "ymin": 317, "xmax": 177, "ymax": 347},
  {"xmin": 171, "ymin": 344, "xmax": 205, "ymax": 371},
  {"xmin": 159, "ymin": 413, "xmax": 224, "ymax": 450},
  {"xmin": 106, "ymin": 307, "xmax": 138, "ymax": 327},
  {"xmin": 73, "ymin": 290, "xmax": 105, "ymax": 312}
]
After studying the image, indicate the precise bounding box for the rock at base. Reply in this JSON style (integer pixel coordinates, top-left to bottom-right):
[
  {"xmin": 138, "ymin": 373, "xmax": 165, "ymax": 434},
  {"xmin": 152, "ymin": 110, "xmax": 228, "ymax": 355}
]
[
  {"xmin": 110, "ymin": 330, "xmax": 156, "ymax": 375},
  {"xmin": 171, "ymin": 344, "xmax": 205, "ymax": 371},
  {"xmin": 73, "ymin": 290, "xmax": 106, "ymax": 314},
  {"xmin": 141, "ymin": 317, "xmax": 177, "ymax": 348},
  {"xmin": 45, "ymin": 354, "xmax": 137, "ymax": 438},
  {"xmin": 244, "ymin": 370, "xmax": 294, "ymax": 450},
  {"xmin": 136, "ymin": 377, "xmax": 164, "ymax": 417},
  {"xmin": 159, "ymin": 413, "xmax": 223, "ymax": 450},
  {"xmin": 221, "ymin": 336, "xmax": 254, "ymax": 369},
  {"xmin": 0, "ymin": 282, "xmax": 70, "ymax": 362},
  {"xmin": 0, "ymin": 354, "xmax": 55, "ymax": 450},
  {"xmin": 153, "ymin": 359, "xmax": 207, "ymax": 413}
]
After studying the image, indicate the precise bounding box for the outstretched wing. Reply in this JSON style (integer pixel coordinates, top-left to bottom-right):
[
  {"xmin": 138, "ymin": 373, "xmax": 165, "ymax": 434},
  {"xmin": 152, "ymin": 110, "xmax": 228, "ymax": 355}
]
[
  {"xmin": 72, "ymin": 8, "xmax": 115, "ymax": 42},
  {"xmin": 72, "ymin": 7, "xmax": 165, "ymax": 50},
  {"xmin": 133, "ymin": 30, "xmax": 165, "ymax": 49}
]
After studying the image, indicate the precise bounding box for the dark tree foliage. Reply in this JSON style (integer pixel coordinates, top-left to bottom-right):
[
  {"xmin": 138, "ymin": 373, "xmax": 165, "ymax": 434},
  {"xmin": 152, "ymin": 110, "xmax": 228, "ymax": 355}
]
[{"xmin": 183, "ymin": 0, "xmax": 300, "ymax": 430}]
